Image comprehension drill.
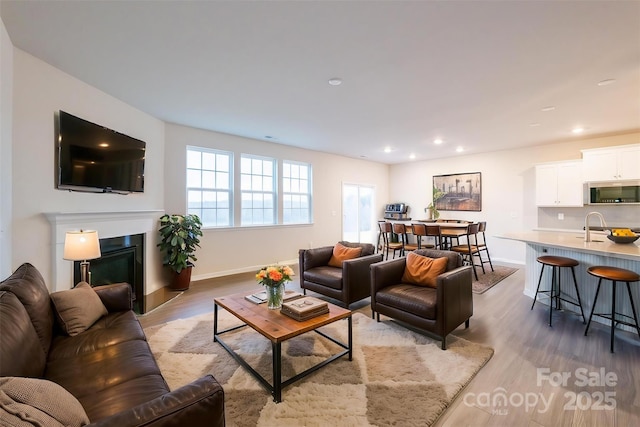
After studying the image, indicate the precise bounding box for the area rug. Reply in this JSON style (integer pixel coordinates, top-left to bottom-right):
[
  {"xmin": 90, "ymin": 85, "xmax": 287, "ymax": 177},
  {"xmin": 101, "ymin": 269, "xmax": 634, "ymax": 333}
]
[
  {"xmin": 472, "ymin": 265, "xmax": 518, "ymax": 294},
  {"xmin": 145, "ymin": 311, "xmax": 494, "ymax": 426}
]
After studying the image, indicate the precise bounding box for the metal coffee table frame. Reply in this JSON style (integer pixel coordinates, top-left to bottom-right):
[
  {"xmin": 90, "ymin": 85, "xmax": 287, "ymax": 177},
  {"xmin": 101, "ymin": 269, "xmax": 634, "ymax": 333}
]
[{"xmin": 213, "ymin": 299, "xmax": 352, "ymax": 403}]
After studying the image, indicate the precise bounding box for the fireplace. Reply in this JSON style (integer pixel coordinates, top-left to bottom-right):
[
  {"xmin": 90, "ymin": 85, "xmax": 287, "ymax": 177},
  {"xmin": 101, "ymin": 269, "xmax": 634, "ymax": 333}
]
[
  {"xmin": 45, "ymin": 210, "xmax": 165, "ymax": 311},
  {"xmin": 73, "ymin": 234, "xmax": 145, "ymax": 313}
]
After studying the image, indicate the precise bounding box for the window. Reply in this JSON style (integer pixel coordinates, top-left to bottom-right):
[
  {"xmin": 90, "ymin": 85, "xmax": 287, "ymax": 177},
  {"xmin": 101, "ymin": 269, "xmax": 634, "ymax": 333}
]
[
  {"xmin": 283, "ymin": 161, "xmax": 312, "ymax": 224},
  {"xmin": 187, "ymin": 147, "xmax": 232, "ymax": 227},
  {"xmin": 240, "ymin": 155, "xmax": 276, "ymax": 225}
]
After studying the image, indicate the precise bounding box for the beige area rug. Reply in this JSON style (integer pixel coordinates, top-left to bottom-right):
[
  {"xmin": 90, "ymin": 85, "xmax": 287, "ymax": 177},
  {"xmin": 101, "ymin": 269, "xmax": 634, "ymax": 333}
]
[
  {"xmin": 472, "ymin": 265, "xmax": 518, "ymax": 294},
  {"xmin": 145, "ymin": 310, "xmax": 494, "ymax": 426}
]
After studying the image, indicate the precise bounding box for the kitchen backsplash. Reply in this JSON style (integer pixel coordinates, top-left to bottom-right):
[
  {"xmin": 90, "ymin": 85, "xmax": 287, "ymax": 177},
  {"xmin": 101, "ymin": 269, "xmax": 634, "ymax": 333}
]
[{"xmin": 538, "ymin": 205, "xmax": 640, "ymax": 231}]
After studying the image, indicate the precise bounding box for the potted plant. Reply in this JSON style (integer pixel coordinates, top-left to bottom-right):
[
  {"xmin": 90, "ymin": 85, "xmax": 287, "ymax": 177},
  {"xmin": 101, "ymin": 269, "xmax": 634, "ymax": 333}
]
[
  {"xmin": 157, "ymin": 213, "xmax": 203, "ymax": 290},
  {"xmin": 427, "ymin": 186, "xmax": 446, "ymax": 220}
]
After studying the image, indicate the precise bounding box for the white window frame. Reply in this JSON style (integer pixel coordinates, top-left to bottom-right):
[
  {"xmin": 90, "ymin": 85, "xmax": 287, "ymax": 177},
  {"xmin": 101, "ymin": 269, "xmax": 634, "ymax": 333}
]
[
  {"xmin": 240, "ymin": 154, "xmax": 276, "ymax": 225},
  {"xmin": 186, "ymin": 146, "xmax": 233, "ymax": 227},
  {"xmin": 282, "ymin": 160, "xmax": 312, "ymax": 224}
]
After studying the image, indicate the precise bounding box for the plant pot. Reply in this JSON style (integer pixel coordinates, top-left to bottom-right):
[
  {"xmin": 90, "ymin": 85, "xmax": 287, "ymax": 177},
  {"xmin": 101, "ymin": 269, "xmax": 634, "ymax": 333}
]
[{"xmin": 170, "ymin": 265, "xmax": 192, "ymax": 291}]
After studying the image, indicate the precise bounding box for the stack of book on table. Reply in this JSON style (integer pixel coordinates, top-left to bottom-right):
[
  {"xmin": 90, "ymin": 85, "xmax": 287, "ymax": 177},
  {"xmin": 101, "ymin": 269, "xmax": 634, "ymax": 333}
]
[
  {"xmin": 245, "ymin": 289, "xmax": 303, "ymax": 304},
  {"xmin": 281, "ymin": 296, "xmax": 329, "ymax": 321}
]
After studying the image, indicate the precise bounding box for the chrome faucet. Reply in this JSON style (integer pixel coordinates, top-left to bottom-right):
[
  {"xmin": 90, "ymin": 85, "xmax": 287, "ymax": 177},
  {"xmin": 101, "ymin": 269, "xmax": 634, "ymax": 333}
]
[{"xmin": 585, "ymin": 212, "xmax": 607, "ymax": 242}]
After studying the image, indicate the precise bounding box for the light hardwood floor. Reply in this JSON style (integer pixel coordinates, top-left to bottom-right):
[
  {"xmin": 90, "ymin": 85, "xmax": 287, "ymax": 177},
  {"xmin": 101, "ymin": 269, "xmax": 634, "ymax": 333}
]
[{"xmin": 138, "ymin": 266, "xmax": 640, "ymax": 427}]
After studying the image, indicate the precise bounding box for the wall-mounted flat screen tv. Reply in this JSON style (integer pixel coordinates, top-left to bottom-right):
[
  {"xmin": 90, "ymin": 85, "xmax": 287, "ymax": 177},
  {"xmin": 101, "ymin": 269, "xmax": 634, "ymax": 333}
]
[{"xmin": 56, "ymin": 111, "xmax": 145, "ymax": 193}]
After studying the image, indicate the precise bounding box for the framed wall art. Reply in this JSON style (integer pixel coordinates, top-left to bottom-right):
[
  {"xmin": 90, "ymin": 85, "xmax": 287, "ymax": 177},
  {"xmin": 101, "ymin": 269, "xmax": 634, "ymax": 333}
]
[{"xmin": 433, "ymin": 172, "xmax": 482, "ymax": 211}]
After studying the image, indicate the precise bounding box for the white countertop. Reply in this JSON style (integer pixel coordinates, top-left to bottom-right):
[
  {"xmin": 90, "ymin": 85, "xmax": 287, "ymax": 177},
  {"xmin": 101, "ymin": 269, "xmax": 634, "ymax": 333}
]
[{"xmin": 499, "ymin": 230, "xmax": 640, "ymax": 261}]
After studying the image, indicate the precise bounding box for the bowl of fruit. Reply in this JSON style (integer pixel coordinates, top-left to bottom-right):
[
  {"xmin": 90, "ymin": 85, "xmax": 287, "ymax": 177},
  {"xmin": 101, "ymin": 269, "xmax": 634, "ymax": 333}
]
[{"xmin": 607, "ymin": 228, "xmax": 639, "ymax": 244}]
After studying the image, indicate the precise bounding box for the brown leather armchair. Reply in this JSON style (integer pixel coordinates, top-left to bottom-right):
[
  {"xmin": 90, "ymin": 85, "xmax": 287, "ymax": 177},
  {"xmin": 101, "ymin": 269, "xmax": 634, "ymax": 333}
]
[
  {"xmin": 299, "ymin": 241, "xmax": 383, "ymax": 308},
  {"xmin": 370, "ymin": 249, "xmax": 473, "ymax": 349}
]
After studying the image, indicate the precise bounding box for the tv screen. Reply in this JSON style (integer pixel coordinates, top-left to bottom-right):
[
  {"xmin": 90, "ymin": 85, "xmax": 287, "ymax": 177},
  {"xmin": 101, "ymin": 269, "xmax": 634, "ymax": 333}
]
[{"xmin": 56, "ymin": 111, "xmax": 145, "ymax": 193}]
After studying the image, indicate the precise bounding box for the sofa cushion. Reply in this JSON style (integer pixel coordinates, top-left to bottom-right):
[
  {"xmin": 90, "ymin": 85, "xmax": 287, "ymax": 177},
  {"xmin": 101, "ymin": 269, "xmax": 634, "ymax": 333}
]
[
  {"xmin": 48, "ymin": 311, "xmax": 146, "ymax": 361},
  {"xmin": 50, "ymin": 282, "xmax": 108, "ymax": 336},
  {"xmin": 328, "ymin": 242, "xmax": 362, "ymax": 268},
  {"xmin": 0, "ymin": 263, "xmax": 55, "ymax": 360},
  {"xmin": 303, "ymin": 266, "xmax": 343, "ymax": 290},
  {"xmin": 0, "ymin": 377, "xmax": 89, "ymax": 427},
  {"xmin": 0, "ymin": 291, "xmax": 47, "ymax": 378},
  {"xmin": 45, "ymin": 339, "xmax": 169, "ymax": 422},
  {"xmin": 402, "ymin": 252, "xmax": 448, "ymax": 288},
  {"xmin": 376, "ymin": 284, "xmax": 437, "ymax": 319}
]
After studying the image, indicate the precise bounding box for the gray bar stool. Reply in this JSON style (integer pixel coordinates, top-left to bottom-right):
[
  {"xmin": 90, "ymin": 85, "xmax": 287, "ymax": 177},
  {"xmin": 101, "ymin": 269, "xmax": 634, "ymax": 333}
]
[
  {"xmin": 584, "ymin": 266, "xmax": 640, "ymax": 353},
  {"xmin": 532, "ymin": 255, "xmax": 586, "ymax": 327}
]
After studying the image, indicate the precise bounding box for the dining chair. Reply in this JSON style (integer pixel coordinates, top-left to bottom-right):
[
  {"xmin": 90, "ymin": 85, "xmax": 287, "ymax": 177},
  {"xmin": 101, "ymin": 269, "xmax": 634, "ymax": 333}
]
[
  {"xmin": 392, "ymin": 222, "xmax": 418, "ymax": 256},
  {"xmin": 425, "ymin": 224, "xmax": 443, "ymax": 249},
  {"xmin": 376, "ymin": 220, "xmax": 386, "ymax": 254},
  {"xmin": 477, "ymin": 221, "xmax": 494, "ymax": 272},
  {"xmin": 410, "ymin": 223, "xmax": 435, "ymax": 249},
  {"xmin": 450, "ymin": 222, "xmax": 484, "ymax": 280},
  {"xmin": 379, "ymin": 221, "xmax": 403, "ymax": 260}
]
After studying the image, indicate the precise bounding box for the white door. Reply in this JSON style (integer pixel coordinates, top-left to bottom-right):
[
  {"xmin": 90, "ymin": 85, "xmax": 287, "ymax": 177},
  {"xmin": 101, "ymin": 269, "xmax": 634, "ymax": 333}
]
[{"xmin": 342, "ymin": 184, "xmax": 375, "ymax": 244}]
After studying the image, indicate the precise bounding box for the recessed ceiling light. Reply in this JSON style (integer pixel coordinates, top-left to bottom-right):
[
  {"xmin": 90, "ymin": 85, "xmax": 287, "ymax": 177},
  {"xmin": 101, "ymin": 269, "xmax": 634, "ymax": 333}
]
[
  {"xmin": 456, "ymin": 146, "xmax": 464, "ymax": 153},
  {"xmin": 434, "ymin": 138, "xmax": 443, "ymax": 145},
  {"xmin": 328, "ymin": 78, "xmax": 342, "ymax": 86},
  {"xmin": 541, "ymin": 106, "xmax": 556, "ymax": 112},
  {"xmin": 98, "ymin": 143, "xmax": 109, "ymax": 148},
  {"xmin": 572, "ymin": 127, "xmax": 584, "ymax": 134},
  {"xmin": 384, "ymin": 146, "xmax": 392, "ymax": 153},
  {"xmin": 409, "ymin": 153, "xmax": 416, "ymax": 160},
  {"xmin": 529, "ymin": 123, "xmax": 541, "ymax": 127},
  {"xmin": 597, "ymin": 79, "xmax": 616, "ymax": 86}
]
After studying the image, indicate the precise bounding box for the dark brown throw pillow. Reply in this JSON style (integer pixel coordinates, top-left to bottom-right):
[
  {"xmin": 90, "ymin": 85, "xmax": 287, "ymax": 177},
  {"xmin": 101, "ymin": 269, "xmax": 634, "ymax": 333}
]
[{"xmin": 50, "ymin": 282, "xmax": 108, "ymax": 336}]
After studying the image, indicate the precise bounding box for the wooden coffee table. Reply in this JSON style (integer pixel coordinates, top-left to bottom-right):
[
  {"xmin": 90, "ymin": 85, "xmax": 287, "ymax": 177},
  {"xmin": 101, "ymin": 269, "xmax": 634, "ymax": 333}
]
[{"xmin": 213, "ymin": 289, "xmax": 352, "ymax": 403}]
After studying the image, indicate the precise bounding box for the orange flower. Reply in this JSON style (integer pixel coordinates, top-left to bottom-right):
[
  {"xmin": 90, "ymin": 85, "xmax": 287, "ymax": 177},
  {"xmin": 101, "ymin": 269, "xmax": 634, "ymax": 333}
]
[
  {"xmin": 268, "ymin": 270, "xmax": 283, "ymax": 282},
  {"xmin": 256, "ymin": 264, "xmax": 294, "ymax": 287}
]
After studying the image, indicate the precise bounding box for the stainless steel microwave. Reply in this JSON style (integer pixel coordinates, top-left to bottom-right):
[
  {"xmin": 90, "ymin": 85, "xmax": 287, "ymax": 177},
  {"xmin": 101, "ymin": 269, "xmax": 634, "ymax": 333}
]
[{"xmin": 587, "ymin": 181, "xmax": 640, "ymax": 204}]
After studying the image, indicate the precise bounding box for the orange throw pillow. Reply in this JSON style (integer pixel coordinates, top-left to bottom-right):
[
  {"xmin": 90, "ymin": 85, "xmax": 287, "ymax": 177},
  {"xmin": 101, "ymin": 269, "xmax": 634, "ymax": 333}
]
[
  {"xmin": 328, "ymin": 243, "xmax": 363, "ymax": 268},
  {"xmin": 401, "ymin": 252, "xmax": 448, "ymax": 288}
]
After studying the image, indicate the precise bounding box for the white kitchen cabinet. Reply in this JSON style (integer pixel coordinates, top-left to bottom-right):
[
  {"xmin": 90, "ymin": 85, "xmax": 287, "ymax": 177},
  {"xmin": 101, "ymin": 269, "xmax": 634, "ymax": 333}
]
[
  {"xmin": 536, "ymin": 161, "xmax": 584, "ymax": 207},
  {"xmin": 581, "ymin": 144, "xmax": 640, "ymax": 182}
]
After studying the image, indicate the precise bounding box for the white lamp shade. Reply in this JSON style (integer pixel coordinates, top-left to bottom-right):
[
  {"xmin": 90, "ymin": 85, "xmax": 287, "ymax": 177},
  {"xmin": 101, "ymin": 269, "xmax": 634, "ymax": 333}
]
[{"xmin": 63, "ymin": 230, "xmax": 101, "ymax": 261}]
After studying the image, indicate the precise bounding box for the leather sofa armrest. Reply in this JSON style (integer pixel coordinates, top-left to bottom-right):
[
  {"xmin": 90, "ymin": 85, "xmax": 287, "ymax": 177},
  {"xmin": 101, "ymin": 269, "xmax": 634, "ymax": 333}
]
[
  {"xmin": 87, "ymin": 375, "xmax": 225, "ymax": 427},
  {"xmin": 435, "ymin": 265, "xmax": 474, "ymax": 332},
  {"xmin": 436, "ymin": 265, "xmax": 473, "ymax": 293},
  {"xmin": 93, "ymin": 283, "xmax": 132, "ymax": 312},
  {"xmin": 370, "ymin": 258, "xmax": 406, "ymax": 295},
  {"xmin": 343, "ymin": 253, "xmax": 383, "ymax": 281},
  {"xmin": 342, "ymin": 253, "xmax": 383, "ymax": 300}
]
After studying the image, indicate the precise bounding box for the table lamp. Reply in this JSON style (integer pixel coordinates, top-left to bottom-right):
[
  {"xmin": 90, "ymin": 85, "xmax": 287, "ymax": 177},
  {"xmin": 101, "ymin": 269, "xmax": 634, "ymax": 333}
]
[{"xmin": 63, "ymin": 230, "xmax": 101, "ymax": 285}]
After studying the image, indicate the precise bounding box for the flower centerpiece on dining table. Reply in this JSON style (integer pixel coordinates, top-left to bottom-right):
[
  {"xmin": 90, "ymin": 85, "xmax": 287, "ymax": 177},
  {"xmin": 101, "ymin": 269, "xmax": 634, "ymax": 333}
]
[{"xmin": 256, "ymin": 265, "xmax": 295, "ymax": 309}]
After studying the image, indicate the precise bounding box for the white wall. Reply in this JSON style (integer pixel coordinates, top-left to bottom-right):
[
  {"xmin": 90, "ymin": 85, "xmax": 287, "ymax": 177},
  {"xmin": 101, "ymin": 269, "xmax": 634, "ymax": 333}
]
[
  {"xmin": 11, "ymin": 49, "xmax": 165, "ymax": 291},
  {"xmin": 389, "ymin": 132, "xmax": 640, "ymax": 265},
  {"xmin": 164, "ymin": 123, "xmax": 390, "ymax": 279},
  {"xmin": 0, "ymin": 17, "xmax": 12, "ymax": 278}
]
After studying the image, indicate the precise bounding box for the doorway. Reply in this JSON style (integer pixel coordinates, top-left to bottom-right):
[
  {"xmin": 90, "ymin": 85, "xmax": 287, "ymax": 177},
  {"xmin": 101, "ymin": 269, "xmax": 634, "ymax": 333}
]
[{"xmin": 342, "ymin": 183, "xmax": 375, "ymax": 245}]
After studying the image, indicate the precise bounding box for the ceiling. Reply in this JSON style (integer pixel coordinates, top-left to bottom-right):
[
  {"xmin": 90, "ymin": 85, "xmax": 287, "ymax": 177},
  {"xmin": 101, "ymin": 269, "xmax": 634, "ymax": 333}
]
[{"xmin": 2, "ymin": 1, "xmax": 639, "ymax": 164}]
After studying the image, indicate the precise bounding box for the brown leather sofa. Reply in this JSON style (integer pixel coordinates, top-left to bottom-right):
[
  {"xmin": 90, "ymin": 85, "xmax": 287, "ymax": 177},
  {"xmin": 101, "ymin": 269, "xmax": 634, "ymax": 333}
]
[
  {"xmin": 0, "ymin": 263, "xmax": 225, "ymax": 426},
  {"xmin": 299, "ymin": 241, "xmax": 383, "ymax": 308},
  {"xmin": 370, "ymin": 249, "xmax": 473, "ymax": 349}
]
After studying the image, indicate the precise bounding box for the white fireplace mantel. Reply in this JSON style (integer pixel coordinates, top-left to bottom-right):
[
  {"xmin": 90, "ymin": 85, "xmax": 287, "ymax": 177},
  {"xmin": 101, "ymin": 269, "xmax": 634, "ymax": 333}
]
[{"xmin": 45, "ymin": 210, "xmax": 164, "ymax": 292}]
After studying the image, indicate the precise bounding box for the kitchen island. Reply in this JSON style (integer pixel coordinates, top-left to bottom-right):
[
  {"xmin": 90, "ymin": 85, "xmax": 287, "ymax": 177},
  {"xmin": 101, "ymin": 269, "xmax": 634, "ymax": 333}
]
[{"xmin": 499, "ymin": 230, "xmax": 640, "ymax": 333}]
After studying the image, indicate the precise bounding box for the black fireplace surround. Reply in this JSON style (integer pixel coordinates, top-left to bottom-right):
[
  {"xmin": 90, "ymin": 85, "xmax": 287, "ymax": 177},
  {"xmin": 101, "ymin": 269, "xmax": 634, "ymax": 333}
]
[{"xmin": 73, "ymin": 233, "xmax": 145, "ymax": 313}]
